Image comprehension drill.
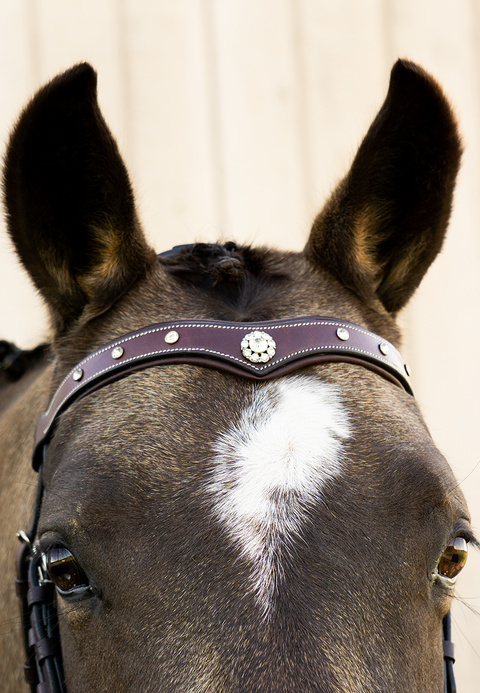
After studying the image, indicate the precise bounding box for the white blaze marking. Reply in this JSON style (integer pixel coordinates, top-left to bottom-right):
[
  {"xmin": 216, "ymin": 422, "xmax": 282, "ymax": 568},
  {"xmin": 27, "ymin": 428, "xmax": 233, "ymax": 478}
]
[{"xmin": 207, "ymin": 376, "xmax": 350, "ymax": 615}]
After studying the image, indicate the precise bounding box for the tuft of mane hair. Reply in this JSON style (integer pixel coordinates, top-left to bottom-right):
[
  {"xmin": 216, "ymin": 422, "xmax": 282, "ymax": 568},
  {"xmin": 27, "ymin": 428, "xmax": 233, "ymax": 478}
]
[
  {"xmin": 158, "ymin": 242, "xmax": 296, "ymax": 322},
  {"xmin": 159, "ymin": 242, "xmax": 287, "ymax": 286}
]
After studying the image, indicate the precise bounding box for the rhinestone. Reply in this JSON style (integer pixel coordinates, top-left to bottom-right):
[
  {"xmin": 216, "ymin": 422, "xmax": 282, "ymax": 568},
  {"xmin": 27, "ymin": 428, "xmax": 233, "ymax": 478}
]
[
  {"xmin": 241, "ymin": 330, "xmax": 276, "ymax": 363},
  {"xmin": 250, "ymin": 333, "xmax": 268, "ymax": 353},
  {"xmin": 72, "ymin": 368, "xmax": 83, "ymax": 381},
  {"xmin": 336, "ymin": 327, "xmax": 349, "ymax": 341},
  {"xmin": 379, "ymin": 342, "xmax": 390, "ymax": 356},
  {"xmin": 111, "ymin": 346, "xmax": 124, "ymax": 359},
  {"xmin": 165, "ymin": 330, "xmax": 179, "ymax": 344}
]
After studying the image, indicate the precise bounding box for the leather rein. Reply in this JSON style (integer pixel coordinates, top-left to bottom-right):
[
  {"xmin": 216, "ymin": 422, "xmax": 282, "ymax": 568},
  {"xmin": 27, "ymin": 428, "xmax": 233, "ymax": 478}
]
[{"xmin": 15, "ymin": 314, "xmax": 456, "ymax": 693}]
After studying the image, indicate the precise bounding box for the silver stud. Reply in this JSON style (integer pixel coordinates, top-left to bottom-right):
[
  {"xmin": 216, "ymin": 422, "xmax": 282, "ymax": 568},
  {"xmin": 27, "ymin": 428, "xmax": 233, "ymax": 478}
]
[
  {"xmin": 72, "ymin": 368, "xmax": 83, "ymax": 381},
  {"xmin": 165, "ymin": 330, "xmax": 179, "ymax": 344},
  {"xmin": 111, "ymin": 346, "xmax": 124, "ymax": 359},
  {"xmin": 379, "ymin": 342, "xmax": 390, "ymax": 356},
  {"xmin": 336, "ymin": 327, "xmax": 349, "ymax": 341}
]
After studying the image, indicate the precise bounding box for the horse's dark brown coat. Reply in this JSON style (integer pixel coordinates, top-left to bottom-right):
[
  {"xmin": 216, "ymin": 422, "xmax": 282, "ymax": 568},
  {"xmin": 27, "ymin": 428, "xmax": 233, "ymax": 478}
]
[{"xmin": 0, "ymin": 60, "xmax": 474, "ymax": 692}]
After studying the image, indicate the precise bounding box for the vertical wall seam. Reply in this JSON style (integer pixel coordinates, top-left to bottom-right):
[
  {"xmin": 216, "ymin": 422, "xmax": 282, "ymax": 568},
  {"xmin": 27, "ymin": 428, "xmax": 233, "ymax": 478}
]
[
  {"xmin": 466, "ymin": 0, "xmax": 480, "ymax": 262},
  {"xmin": 200, "ymin": 0, "xmax": 228, "ymax": 235},
  {"xmin": 26, "ymin": 0, "xmax": 41, "ymax": 89},
  {"xmin": 380, "ymin": 0, "xmax": 395, "ymax": 68},
  {"xmin": 290, "ymin": 0, "xmax": 314, "ymax": 222},
  {"xmin": 470, "ymin": 0, "xmax": 480, "ymax": 184},
  {"xmin": 115, "ymin": 0, "xmax": 135, "ymax": 167}
]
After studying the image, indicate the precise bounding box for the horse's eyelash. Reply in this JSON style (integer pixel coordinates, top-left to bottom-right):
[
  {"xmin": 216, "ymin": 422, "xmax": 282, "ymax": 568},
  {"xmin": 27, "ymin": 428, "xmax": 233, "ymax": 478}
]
[
  {"xmin": 35, "ymin": 537, "xmax": 67, "ymax": 556},
  {"xmin": 455, "ymin": 528, "xmax": 479, "ymax": 549},
  {"xmin": 466, "ymin": 533, "xmax": 480, "ymax": 550}
]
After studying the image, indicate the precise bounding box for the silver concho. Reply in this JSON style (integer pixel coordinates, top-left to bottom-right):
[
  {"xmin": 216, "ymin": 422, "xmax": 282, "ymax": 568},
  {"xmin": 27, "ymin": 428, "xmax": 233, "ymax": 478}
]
[
  {"xmin": 164, "ymin": 330, "xmax": 179, "ymax": 344},
  {"xmin": 72, "ymin": 368, "xmax": 83, "ymax": 381},
  {"xmin": 336, "ymin": 327, "xmax": 349, "ymax": 341},
  {"xmin": 111, "ymin": 346, "xmax": 124, "ymax": 359},
  {"xmin": 241, "ymin": 330, "xmax": 276, "ymax": 364}
]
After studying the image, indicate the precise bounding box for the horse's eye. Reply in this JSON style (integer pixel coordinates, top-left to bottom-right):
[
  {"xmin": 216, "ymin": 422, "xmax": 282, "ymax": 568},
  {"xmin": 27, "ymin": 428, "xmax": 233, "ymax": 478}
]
[
  {"xmin": 437, "ymin": 537, "xmax": 468, "ymax": 581},
  {"xmin": 44, "ymin": 547, "xmax": 89, "ymax": 592}
]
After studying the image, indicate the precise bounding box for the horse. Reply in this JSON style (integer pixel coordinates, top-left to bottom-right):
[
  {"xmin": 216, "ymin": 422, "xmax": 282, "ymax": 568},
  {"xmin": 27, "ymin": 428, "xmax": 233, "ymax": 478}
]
[{"xmin": 0, "ymin": 58, "xmax": 475, "ymax": 693}]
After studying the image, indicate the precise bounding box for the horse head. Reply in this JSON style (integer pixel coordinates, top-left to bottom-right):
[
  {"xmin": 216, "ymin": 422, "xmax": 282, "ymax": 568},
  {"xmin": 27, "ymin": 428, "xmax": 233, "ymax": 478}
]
[{"xmin": 1, "ymin": 60, "xmax": 474, "ymax": 692}]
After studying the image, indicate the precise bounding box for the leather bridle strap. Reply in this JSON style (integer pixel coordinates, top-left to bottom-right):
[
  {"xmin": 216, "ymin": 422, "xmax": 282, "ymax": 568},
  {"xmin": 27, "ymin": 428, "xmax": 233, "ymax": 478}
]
[
  {"xmin": 32, "ymin": 315, "xmax": 411, "ymax": 470},
  {"xmin": 443, "ymin": 611, "xmax": 456, "ymax": 693},
  {"xmin": 16, "ymin": 455, "xmax": 66, "ymax": 693}
]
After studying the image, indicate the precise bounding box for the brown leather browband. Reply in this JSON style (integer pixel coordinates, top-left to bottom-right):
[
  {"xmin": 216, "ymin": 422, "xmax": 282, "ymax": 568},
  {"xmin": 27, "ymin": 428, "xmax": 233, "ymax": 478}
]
[{"xmin": 32, "ymin": 316, "xmax": 412, "ymax": 471}]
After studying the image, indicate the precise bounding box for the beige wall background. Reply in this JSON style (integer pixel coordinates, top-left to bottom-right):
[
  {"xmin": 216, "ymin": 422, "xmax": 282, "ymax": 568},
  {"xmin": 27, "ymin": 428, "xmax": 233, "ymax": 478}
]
[{"xmin": 0, "ymin": 0, "xmax": 478, "ymax": 688}]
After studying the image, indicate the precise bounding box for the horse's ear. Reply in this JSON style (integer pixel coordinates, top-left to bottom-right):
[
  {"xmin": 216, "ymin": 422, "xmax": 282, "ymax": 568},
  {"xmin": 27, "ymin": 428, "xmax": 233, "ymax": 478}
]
[
  {"xmin": 305, "ymin": 60, "xmax": 462, "ymax": 315},
  {"xmin": 3, "ymin": 63, "xmax": 156, "ymax": 334}
]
